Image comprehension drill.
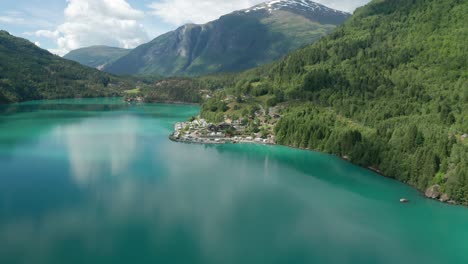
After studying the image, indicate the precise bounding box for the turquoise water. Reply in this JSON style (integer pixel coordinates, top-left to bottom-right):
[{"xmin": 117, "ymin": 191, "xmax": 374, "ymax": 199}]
[{"xmin": 1, "ymin": 98, "xmax": 468, "ymax": 264}]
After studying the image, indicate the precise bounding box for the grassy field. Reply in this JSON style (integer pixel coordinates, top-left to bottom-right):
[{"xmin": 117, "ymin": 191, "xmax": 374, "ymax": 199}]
[{"xmin": 123, "ymin": 88, "xmax": 141, "ymax": 95}]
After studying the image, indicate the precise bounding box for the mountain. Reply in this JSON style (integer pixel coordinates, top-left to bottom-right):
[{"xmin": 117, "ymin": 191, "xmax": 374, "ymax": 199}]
[
  {"xmin": 0, "ymin": 31, "xmax": 131, "ymax": 104},
  {"xmin": 243, "ymin": 0, "xmax": 348, "ymax": 23},
  {"xmin": 64, "ymin": 46, "xmax": 129, "ymax": 69},
  {"xmin": 104, "ymin": 0, "xmax": 350, "ymax": 76},
  {"xmin": 195, "ymin": 0, "xmax": 468, "ymax": 203}
]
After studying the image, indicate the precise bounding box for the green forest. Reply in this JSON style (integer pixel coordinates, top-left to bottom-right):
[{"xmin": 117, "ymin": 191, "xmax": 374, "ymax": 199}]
[
  {"xmin": 197, "ymin": 0, "xmax": 468, "ymax": 203},
  {"xmin": 140, "ymin": 75, "xmax": 238, "ymax": 104},
  {"xmin": 0, "ymin": 31, "xmax": 133, "ymax": 104}
]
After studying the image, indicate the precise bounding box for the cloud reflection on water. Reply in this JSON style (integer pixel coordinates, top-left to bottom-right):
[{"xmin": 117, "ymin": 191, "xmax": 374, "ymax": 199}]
[
  {"xmin": 54, "ymin": 115, "xmax": 139, "ymax": 185},
  {"xmin": 0, "ymin": 108, "xmax": 467, "ymax": 264}
]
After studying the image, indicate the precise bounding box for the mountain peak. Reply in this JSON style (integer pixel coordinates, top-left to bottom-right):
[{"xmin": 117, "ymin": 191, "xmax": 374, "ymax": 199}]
[{"xmin": 244, "ymin": 0, "xmax": 349, "ymax": 15}]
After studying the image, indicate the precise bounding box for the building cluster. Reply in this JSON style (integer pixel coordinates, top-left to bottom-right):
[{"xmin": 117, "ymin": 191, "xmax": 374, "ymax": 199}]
[{"xmin": 171, "ymin": 118, "xmax": 275, "ymax": 145}]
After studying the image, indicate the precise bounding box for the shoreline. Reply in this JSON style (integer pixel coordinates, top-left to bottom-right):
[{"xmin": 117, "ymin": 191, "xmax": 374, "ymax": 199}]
[
  {"xmin": 4, "ymin": 97, "xmax": 461, "ymax": 206},
  {"xmin": 169, "ymin": 130, "xmax": 462, "ymax": 207},
  {"xmin": 277, "ymin": 144, "xmax": 462, "ymax": 207},
  {"xmin": 145, "ymin": 100, "xmax": 199, "ymax": 106},
  {"xmin": 128, "ymin": 97, "xmax": 468, "ymax": 208},
  {"xmin": 169, "ymin": 133, "xmax": 276, "ymax": 146}
]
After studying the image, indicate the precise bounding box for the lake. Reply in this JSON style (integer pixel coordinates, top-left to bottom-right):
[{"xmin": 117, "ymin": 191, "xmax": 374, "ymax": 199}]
[{"xmin": 0, "ymin": 98, "xmax": 467, "ymax": 264}]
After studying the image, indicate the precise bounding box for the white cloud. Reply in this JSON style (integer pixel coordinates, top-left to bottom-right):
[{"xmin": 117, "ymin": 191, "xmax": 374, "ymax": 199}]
[
  {"xmin": 148, "ymin": 0, "xmax": 260, "ymax": 25},
  {"xmin": 0, "ymin": 11, "xmax": 26, "ymax": 24},
  {"xmin": 0, "ymin": 16, "xmax": 24, "ymax": 24},
  {"xmin": 148, "ymin": 0, "xmax": 370, "ymax": 25},
  {"xmin": 1, "ymin": 10, "xmax": 59, "ymax": 28},
  {"xmin": 25, "ymin": 0, "xmax": 371, "ymax": 55},
  {"xmin": 315, "ymin": 0, "xmax": 370, "ymax": 12},
  {"xmin": 34, "ymin": 41, "xmax": 41, "ymax": 47},
  {"xmin": 34, "ymin": 29, "xmax": 60, "ymax": 39},
  {"xmin": 36, "ymin": 0, "xmax": 149, "ymax": 56}
]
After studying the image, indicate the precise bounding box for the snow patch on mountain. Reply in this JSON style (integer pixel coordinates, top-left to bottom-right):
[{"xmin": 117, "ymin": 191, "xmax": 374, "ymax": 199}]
[{"xmin": 243, "ymin": 0, "xmax": 349, "ymax": 15}]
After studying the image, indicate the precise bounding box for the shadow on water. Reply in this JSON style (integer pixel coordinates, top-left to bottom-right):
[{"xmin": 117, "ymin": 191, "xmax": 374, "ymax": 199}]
[
  {"xmin": 0, "ymin": 103, "xmax": 129, "ymax": 116},
  {"xmin": 205, "ymin": 143, "xmax": 405, "ymax": 202}
]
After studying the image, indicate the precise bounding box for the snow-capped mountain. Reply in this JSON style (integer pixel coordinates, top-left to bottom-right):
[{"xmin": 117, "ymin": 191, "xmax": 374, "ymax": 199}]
[
  {"xmin": 102, "ymin": 0, "xmax": 350, "ymax": 76},
  {"xmin": 246, "ymin": 0, "xmax": 348, "ymax": 14},
  {"xmin": 242, "ymin": 0, "xmax": 350, "ymax": 24}
]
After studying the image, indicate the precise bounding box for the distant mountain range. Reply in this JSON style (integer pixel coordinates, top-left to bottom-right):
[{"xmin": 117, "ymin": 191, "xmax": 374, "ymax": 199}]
[
  {"xmin": 65, "ymin": 0, "xmax": 350, "ymax": 76},
  {"xmin": 0, "ymin": 31, "xmax": 131, "ymax": 104},
  {"xmin": 64, "ymin": 46, "xmax": 129, "ymax": 70}
]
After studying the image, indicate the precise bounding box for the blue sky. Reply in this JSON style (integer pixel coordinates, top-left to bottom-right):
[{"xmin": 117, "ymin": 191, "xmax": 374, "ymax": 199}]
[{"xmin": 0, "ymin": 0, "xmax": 370, "ymax": 56}]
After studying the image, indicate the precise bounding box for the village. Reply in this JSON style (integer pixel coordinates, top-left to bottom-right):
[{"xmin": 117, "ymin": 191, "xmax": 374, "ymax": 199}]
[{"xmin": 170, "ymin": 117, "xmax": 276, "ymax": 145}]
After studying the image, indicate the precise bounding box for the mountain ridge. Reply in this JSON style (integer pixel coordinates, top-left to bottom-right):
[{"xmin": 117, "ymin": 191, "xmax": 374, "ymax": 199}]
[
  {"xmin": 103, "ymin": 0, "xmax": 350, "ymax": 76},
  {"xmin": 241, "ymin": 0, "xmax": 349, "ymax": 23}
]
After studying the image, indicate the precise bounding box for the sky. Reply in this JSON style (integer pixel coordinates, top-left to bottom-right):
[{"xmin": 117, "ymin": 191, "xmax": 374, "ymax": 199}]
[{"xmin": 0, "ymin": 0, "xmax": 371, "ymax": 56}]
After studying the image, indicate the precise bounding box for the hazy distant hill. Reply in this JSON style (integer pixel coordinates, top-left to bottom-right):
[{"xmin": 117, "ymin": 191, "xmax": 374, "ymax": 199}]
[{"xmin": 64, "ymin": 46, "xmax": 129, "ymax": 69}]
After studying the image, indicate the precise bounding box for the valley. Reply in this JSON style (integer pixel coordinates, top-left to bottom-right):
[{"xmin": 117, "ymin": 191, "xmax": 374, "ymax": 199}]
[{"xmin": 0, "ymin": 0, "xmax": 467, "ymax": 262}]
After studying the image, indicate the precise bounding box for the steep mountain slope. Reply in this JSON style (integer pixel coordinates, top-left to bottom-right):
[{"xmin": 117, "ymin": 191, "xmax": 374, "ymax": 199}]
[
  {"xmin": 64, "ymin": 46, "xmax": 129, "ymax": 69},
  {"xmin": 197, "ymin": 0, "xmax": 468, "ymax": 203},
  {"xmin": 0, "ymin": 31, "xmax": 131, "ymax": 104},
  {"xmin": 104, "ymin": 0, "xmax": 350, "ymax": 76}
]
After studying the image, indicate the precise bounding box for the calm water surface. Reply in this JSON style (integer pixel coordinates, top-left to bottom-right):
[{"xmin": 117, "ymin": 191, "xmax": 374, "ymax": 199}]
[{"xmin": 1, "ymin": 98, "xmax": 468, "ymax": 264}]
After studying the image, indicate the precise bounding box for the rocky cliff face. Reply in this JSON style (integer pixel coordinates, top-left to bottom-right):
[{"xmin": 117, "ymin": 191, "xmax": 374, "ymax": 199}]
[{"xmin": 104, "ymin": 0, "xmax": 350, "ymax": 76}]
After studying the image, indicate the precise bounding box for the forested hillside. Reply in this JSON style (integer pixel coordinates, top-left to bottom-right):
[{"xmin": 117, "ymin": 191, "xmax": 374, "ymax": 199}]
[
  {"xmin": 197, "ymin": 0, "xmax": 468, "ymax": 203},
  {"xmin": 0, "ymin": 31, "xmax": 132, "ymax": 104}
]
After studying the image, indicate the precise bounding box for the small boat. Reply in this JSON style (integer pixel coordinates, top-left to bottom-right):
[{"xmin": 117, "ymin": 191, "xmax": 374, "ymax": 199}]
[{"xmin": 400, "ymin": 198, "xmax": 409, "ymax": 203}]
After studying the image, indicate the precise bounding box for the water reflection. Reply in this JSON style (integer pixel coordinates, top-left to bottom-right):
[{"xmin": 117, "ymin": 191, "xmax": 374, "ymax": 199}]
[
  {"xmin": 1, "ymin": 101, "xmax": 468, "ymax": 264},
  {"xmin": 56, "ymin": 115, "xmax": 139, "ymax": 185},
  {"xmin": 0, "ymin": 141, "xmax": 440, "ymax": 264}
]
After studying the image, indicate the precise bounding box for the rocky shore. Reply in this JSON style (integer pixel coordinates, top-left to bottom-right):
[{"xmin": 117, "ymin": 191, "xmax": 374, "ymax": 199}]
[{"xmin": 425, "ymin": 185, "xmax": 456, "ymax": 204}]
